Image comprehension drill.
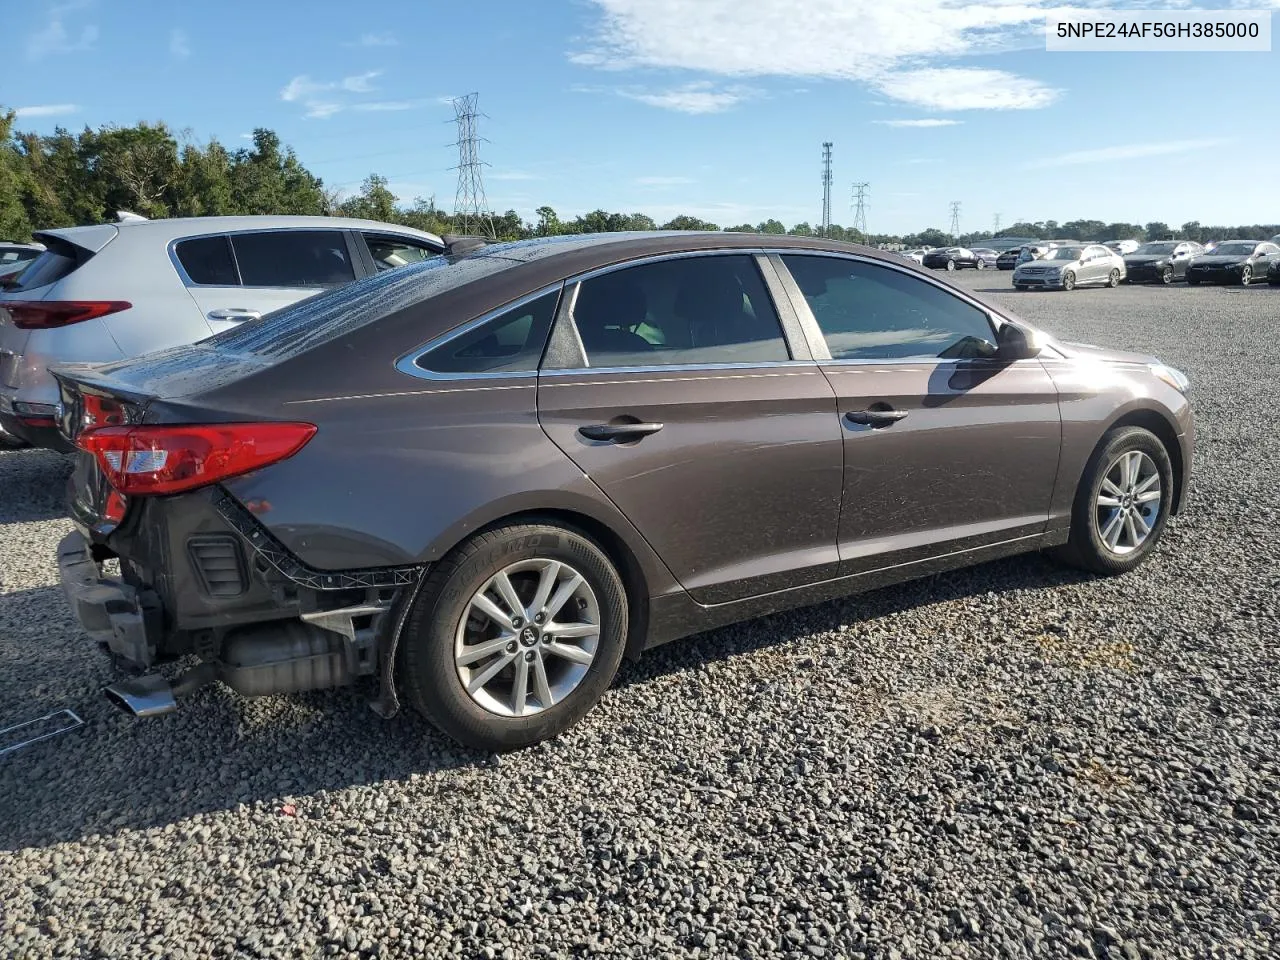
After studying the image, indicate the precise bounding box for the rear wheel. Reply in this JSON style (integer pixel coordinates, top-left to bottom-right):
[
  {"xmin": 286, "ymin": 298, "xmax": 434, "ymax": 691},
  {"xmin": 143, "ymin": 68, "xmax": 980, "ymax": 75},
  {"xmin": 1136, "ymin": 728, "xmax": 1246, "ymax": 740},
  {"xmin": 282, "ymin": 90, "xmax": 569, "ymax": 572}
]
[
  {"xmin": 1050, "ymin": 426, "xmax": 1173, "ymax": 575},
  {"xmin": 1062, "ymin": 271, "xmax": 1076, "ymax": 291},
  {"xmin": 401, "ymin": 522, "xmax": 629, "ymax": 751},
  {"xmin": 946, "ymin": 259, "xmax": 956, "ymax": 272},
  {"xmin": 1107, "ymin": 269, "xmax": 1121, "ymax": 288},
  {"xmin": 975, "ymin": 258, "xmax": 986, "ymax": 270}
]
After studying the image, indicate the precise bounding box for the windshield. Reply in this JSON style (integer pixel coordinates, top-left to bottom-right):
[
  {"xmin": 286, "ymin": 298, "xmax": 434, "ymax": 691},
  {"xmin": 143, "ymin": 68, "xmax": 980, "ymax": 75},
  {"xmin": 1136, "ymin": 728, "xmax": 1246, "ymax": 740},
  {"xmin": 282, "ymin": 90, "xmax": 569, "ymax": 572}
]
[
  {"xmin": 1134, "ymin": 242, "xmax": 1177, "ymax": 256},
  {"xmin": 1211, "ymin": 242, "xmax": 1257, "ymax": 256},
  {"xmin": 1046, "ymin": 247, "xmax": 1083, "ymax": 261}
]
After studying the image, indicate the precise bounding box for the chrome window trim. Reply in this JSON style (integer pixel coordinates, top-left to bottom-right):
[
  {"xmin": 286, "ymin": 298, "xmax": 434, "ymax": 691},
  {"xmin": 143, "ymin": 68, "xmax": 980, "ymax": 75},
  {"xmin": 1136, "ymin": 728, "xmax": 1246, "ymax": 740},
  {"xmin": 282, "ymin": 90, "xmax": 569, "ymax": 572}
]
[
  {"xmin": 168, "ymin": 226, "xmax": 426, "ymax": 290},
  {"xmin": 539, "ymin": 360, "xmax": 819, "ymax": 378},
  {"xmin": 394, "ymin": 282, "xmax": 564, "ymax": 382}
]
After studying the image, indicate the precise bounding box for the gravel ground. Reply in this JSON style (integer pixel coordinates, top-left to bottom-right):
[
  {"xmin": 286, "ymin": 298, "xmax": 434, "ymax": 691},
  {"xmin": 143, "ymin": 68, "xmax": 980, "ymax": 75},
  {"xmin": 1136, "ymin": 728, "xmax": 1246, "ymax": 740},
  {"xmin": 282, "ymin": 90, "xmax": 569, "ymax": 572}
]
[{"xmin": 1, "ymin": 275, "xmax": 1278, "ymax": 959}]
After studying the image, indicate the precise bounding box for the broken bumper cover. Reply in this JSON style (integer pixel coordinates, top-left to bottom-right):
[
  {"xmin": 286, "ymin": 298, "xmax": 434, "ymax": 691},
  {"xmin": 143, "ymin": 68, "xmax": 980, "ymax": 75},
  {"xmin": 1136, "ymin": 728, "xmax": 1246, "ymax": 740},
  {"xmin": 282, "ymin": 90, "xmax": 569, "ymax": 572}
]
[{"xmin": 57, "ymin": 530, "xmax": 159, "ymax": 670}]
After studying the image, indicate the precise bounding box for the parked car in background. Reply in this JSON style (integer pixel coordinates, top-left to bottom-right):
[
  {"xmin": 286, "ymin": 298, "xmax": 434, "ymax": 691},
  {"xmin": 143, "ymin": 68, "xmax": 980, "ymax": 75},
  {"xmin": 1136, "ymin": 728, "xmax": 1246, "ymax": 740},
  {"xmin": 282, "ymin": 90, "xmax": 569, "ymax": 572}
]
[
  {"xmin": 1013, "ymin": 244, "xmax": 1126, "ymax": 291},
  {"xmin": 1185, "ymin": 240, "xmax": 1280, "ymax": 286},
  {"xmin": 51, "ymin": 231, "xmax": 1194, "ymax": 750},
  {"xmin": 1269, "ymin": 233, "xmax": 1280, "ymax": 247},
  {"xmin": 1104, "ymin": 239, "xmax": 1140, "ymax": 256},
  {"xmin": 1202, "ymin": 241, "xmax": 1219, "ymax": 253},
  {"xmin": 922, "ymin": 247, "xmax": 986, "ymax": 271},
  {"xmin": 0, "ymin": 216, "xmax": 444, "ymax": 450},
  {"xmin": 997, "ymin": 243, "xmax": 1043, "ymax": 270},
  {"xmin": 970, "ymin": 248, "xmax": 1000, "ymax": 268},
  {"xmin": 1123, "ymin": 241, "xmax": 1204, "ymax": 285},
  {"xmin": 1269, "ymin": 257, "xmax": 1280, "ymax": 286},
  {"xmin": 900, "ymin": 249, "xmax": 926, "ymax": 264},
  {"xmin": 0, "ymin": 242, "xmax": 44, "ymax": 285}
]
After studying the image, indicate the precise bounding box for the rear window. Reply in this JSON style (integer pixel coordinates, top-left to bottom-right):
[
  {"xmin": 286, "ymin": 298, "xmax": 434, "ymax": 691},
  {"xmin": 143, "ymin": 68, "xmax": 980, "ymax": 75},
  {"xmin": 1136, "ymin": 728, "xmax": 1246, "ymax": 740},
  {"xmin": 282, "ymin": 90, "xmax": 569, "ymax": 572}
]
[
  {"xmin": 10, "ymin": 238, "xmax": 90, "ymax": 291},
  {"xmin": 231, "ymin": 230, "xmax": 356, "ymax": 287},
  {"xmin": 174, "ymin": 235, "xmax": 239, "ymax": 285},
  {"xmin": 202, "ymin": 252, "xmax": 522, "ymax": 362}
]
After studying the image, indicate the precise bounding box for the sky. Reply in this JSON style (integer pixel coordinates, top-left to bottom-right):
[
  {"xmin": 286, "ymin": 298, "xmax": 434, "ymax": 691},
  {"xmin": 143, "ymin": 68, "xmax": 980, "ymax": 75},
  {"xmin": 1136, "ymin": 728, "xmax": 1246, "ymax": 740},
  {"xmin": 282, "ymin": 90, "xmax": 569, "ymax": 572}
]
[{"xmin": 3, "ymin": 0, "xmax": 1279, "ymax": 235}]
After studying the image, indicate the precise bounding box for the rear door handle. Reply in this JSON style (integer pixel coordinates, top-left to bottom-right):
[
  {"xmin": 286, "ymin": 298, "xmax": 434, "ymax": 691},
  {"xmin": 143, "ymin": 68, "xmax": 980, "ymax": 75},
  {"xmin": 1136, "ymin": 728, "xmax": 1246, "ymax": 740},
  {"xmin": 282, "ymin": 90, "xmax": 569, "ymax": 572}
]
[
  {"xmin": 578, "ymin": 422, "xmax": 664, "ymax": 442},
  {"xmin": 845, "ymin": 409, "xmax": 909, "ymax": 428},
  {"xmin": 207, "ymin": 308, "xmax": 262, "ymax": 322}
]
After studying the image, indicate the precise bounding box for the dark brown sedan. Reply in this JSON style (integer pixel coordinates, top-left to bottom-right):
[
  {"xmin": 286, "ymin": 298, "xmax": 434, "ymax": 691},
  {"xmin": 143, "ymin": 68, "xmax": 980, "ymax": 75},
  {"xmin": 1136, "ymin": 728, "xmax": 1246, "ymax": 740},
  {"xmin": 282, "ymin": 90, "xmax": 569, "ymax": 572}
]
[{"xmin": 51, "ymin": 232, "xmax": 1194, "ymax": 750}]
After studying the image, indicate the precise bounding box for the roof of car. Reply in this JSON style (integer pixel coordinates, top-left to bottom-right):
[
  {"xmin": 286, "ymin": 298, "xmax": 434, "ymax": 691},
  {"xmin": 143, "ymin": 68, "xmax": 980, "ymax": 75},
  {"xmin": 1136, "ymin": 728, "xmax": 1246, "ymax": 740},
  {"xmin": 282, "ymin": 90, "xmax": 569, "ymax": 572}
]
[{"xmin": 38, "ymin": 215, "xmax": 444, "ymax": 245}]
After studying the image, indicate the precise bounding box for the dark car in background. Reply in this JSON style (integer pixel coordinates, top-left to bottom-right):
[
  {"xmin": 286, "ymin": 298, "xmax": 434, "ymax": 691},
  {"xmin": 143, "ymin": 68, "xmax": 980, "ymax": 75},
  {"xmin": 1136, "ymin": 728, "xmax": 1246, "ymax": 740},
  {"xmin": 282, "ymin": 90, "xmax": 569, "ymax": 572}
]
[
  {"xmin": 1268, "ymin": 257, "xmax": 1280, "ymax": 286},
  {"xmin": 1123, "ymin": 241, "xmax": 1204, "ymax": 285},
  {"xmin": 922, "ymin": 247, "xmax": 985, "ymax": 271},
  {"xmin": 997, "ymin": 244, "xmax": 1042, "ymax": 270},
  {"xmin": 51, "ymin": 232, "xmax": 1194, "ymax": 751},
  {"xmin": 1185, "ymin": 240, "xmax": 1280, "ymax": 286},
  {"xmin": 970, "ymin": 248, "xmax": 1000, "ymax": 269}
]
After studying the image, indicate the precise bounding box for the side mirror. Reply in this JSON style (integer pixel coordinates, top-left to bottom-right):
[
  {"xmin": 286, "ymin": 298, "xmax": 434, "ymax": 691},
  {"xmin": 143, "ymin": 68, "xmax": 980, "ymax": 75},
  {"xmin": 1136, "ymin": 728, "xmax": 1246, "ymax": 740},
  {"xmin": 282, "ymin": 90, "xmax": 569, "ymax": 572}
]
[{"xmin": 997, "ymin": 322, "xmax": 1040, "ymax": 360}]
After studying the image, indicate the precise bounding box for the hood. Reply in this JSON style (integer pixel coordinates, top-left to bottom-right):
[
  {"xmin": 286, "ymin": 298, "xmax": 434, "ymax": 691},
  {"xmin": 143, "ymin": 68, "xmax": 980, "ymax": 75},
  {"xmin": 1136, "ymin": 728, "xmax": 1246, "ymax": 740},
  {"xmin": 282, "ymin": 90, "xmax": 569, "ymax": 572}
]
[
  {"xmin": 1190, "ymin": 254, "xmax": 1251, "ymax": 266},
  {"xmin": 1016, "ymin": 257, "xmax": 1077, "ymax": 271},
  {"xmin": 1052, "ymin": 340, "xmax": 1158, "ymax": 366}
]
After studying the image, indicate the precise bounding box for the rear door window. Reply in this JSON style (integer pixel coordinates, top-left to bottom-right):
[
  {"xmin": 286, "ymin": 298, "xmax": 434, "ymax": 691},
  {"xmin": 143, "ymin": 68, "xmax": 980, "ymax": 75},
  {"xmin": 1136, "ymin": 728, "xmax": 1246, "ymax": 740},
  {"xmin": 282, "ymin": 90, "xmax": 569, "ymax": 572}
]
[
  {"xmin": 363, "ymin": 233, "xmax": 442, "ymax": 273},
  {"xmin": 230, "ymin": 230, "xmax": 356, "ymax": 288},
  {"xmin": 174, "ymin": 235, "xmax": 239, "ymax": 286}
]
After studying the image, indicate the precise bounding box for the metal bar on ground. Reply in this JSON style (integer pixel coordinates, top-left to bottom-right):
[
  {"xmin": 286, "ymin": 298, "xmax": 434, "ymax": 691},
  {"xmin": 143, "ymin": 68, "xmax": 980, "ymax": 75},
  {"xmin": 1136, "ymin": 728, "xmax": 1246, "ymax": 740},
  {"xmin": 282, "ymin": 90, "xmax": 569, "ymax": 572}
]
[{"xmin": 0, "ymin": 708, "xmax": 85, "ymax": 757}]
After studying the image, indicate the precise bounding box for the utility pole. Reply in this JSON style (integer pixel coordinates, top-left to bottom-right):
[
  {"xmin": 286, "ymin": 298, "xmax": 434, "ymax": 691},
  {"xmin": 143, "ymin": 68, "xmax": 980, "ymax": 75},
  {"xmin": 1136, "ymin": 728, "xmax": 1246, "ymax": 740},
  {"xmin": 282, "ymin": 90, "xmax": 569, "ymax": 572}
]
[
  {"xmin": 851, "ymin": 182, "xmax": 869, "ymax": 238},
  {"xmin": 949, "ymin": 201, "xmax": 962, "ymax": 241},
  {"xmin": 820, "ymin": 142, "xmax": 833, "ymax": 238},
  {"xmin": 450, "ymin": 93, "xmax": 495, "ymax": 239}
]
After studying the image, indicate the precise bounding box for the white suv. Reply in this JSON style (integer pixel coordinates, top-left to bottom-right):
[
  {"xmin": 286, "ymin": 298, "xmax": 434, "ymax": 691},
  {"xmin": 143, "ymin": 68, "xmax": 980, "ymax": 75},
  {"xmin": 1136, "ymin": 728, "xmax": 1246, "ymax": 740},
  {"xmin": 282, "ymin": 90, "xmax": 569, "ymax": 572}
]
[{"xmin": 0, "ymin": 216, "xmax": 442, "ymax": 449}]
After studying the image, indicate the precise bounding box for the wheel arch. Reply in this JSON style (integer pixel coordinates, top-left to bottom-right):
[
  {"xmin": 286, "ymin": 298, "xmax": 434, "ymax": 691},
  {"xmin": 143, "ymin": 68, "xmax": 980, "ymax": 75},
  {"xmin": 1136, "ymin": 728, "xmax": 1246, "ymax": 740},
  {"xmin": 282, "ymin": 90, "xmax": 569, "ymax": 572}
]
[{"xmin": 1104, "ymin": 407, "xmax": 1185, "ymax": 514}]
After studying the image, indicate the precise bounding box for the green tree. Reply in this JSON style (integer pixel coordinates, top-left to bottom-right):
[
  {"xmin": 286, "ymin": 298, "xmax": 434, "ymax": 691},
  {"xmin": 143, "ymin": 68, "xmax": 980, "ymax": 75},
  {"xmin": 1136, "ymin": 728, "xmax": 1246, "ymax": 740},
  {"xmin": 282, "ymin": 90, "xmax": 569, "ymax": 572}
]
[
  {"xmin": 787, "ymin": 222, "xmax": 814, "ymax": 236},
  {"xmin": 0, "ymin": 111, "xmax": 34, "ymax": 239},
  {"xmin": 1145, "ymin": 221, "xmax": 1172, "ymax": 240},
  {"xmin": 756, "ymin": 219, "xmax": 786, "ymax": 234},
  {"xmin": 659, "ymin": 214, "xmax": 719, "ymax": 231},
  {"xmin": 534, "ymin": 205, "xmax": 560, "ymax": 236},
  {"xmin": 337, "ymin": 173, "xmax": 398, "ymax": 223},
  {"xmin": 723, "ymin": 223, "xmax": 755, "ymax": 233}
]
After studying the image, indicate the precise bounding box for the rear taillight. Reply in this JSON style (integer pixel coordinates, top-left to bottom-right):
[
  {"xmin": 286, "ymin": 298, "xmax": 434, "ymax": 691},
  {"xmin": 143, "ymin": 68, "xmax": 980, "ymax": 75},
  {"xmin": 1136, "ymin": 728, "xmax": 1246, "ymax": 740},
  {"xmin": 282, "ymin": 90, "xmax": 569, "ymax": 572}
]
[
  {"xmin": 82, "ymin": 394, "xmax": 127, "ymax": 429},
  {"xmin": 6, "ymin": 300, "xmax": 131, "ymax": 330},
  {"xmin": 78, "ymin": 422, "xmax": 317, "ymax": 496}
]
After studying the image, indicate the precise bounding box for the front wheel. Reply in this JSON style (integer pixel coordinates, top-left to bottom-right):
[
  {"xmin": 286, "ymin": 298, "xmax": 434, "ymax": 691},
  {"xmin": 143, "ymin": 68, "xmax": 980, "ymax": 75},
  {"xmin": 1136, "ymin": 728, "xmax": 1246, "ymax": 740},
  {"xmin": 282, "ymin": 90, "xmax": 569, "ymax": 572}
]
[
  {"xmin": 946, "ymin": 259, "xmax": 956, "ymax": 272},
  {"xmin": 400, "ymin": 522, "xmax": 629, "ymax": 751},
  {"xmin": 1107, "ymin": 269, "xmax": 1121, "ymax": 288},
  {"xmin": 1161, "ymin": 266, "xmax": 1174, "ymax": 285},
  {"xmin": 1240, "ymin": 265, "xmax": 1252, "ymax": 286},
  {"xmin": 1050, "ymin": 426, "xmax": 1173, "ymax": 575},
  {"xmin": 1187, "ymin": 275, "xmax": 1200, "ymax": 286},
  {"xmin": 1061, "ymin": 271, "xmax": 1076, "ymax": 291},
  {"xmin": 1014, "ymin": 283, "xmax": 1028, "ymax": 291}
]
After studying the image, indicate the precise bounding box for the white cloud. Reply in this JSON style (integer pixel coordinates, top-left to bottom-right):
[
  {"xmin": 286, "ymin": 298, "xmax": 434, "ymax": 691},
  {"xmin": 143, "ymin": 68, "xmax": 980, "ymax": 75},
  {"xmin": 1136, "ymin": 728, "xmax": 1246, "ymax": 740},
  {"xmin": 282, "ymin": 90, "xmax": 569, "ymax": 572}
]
[
  {"xmin": 872, "ymin": 68, "xmax": 1061, "ymax": 110},
  {"xmin": 281, "ymin": 71, "xmax": 388, "ymax": 119},
  {"xmin": 873, "ymin": 118, "xmax": 963, "ymax": 127},
  {"xmin": 619, "ymin": 81, "xmax": 755, "ymax": 114},
  {"xmin": 341, "ymin": 71, "xmax": 381, "ymax": 93},
  {"xmin": 304, "ymin": 102, "xmax": 345, "ymax": 120},
  {"xmin": 27, "ymin": 2, "xmax": 98, "ymax": 60},
  {"xmin": 169, "ymin": 28, "xmax": 190, "ymax": 59},
  {"xmin": 352, "ymin": 32, "xmax": 398, "ymax": 47},
  {"xmin": 13, "ymin": 104, "xmax": 80, "ymax": 118},
  {"xmin": 570, "ymin": 0, "xmax": 1157, "ymax": 110},
  {"xmin": 636, "ymin": 175, "xmax": 696, "ymax": 186},
  {"xmin": 281, "ymin": 71, "xmax": 381, "ymax": 102},
  {"xmin": 351, "ymin": 100, "xmax": 423, "ymax": 112},
  {"xmin": 1027, "ymin": 138, "xmax": 1229, "ymax": 168}
]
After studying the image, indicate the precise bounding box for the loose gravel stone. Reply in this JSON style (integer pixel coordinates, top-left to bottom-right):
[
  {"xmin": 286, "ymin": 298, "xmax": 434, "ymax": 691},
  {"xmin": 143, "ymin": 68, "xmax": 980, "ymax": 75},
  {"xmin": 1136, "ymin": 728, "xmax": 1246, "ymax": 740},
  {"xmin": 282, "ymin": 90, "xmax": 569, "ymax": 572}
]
[{"xmin": 1, "ymin": 276, "xmax": 1278, "ymax": 958}]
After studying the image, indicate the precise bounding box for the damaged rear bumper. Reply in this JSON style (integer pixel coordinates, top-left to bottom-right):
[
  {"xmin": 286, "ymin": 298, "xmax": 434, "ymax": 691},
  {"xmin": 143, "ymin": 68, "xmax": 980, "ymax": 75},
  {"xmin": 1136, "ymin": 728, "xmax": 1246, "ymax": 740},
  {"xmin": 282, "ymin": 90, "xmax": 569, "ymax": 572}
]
[{"xmin": 57, "ymin": 530, "xmax": 161, "ymax": 670}]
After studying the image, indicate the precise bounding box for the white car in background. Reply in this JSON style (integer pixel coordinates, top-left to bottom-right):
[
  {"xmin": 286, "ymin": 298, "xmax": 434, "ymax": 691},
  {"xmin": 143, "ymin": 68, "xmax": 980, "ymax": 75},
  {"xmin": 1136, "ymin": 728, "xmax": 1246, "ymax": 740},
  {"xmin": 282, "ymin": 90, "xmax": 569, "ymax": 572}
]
[
  {"xmin": 1103, "ymin": 239, "xmax": 1140, "ymax": 255},
  {"xmin": 901, "ymin": 249, "xmax": 926, "ymax": 264},
  {"xmin": 1013, "ymin": 243, "xmax": 1127, "ymax": 291},
  {"xmin": 0, "ymin": 216, "xmax": 443, "ymax": 449}
]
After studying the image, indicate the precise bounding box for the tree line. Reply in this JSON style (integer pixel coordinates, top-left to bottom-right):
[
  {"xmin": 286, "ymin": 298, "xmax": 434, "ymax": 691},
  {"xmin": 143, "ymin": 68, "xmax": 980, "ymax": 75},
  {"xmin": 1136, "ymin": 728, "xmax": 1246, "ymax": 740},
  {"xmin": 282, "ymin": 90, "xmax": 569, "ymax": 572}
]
[{"xmin": 3, "ymin": 112, "xmax": 1276, "ymax": 247}]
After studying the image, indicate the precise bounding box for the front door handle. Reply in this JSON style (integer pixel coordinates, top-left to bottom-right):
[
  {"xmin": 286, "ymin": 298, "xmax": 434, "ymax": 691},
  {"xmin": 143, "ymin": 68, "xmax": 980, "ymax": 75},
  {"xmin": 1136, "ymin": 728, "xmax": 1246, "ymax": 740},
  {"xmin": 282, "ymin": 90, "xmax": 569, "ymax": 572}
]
[
  {"xmin": 846, "ymin": 409, "xmax": 909, "ymax": 428},
  {"xmin": 207, "ymin": 308, "xmax": 262, "ymax": 323},
  {"xmin": 578, "ymin": 422, "xmax": 664, "ymax": 442}
]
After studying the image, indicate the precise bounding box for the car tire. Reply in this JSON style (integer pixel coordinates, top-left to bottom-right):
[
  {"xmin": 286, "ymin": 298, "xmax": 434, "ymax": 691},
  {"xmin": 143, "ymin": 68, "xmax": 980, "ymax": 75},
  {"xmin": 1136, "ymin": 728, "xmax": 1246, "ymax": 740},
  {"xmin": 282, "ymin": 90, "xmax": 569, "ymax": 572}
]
[
  {"xmin": 1268, "ymin": 276, "xmax": 1280, "ymax": 287},
  {"xmin": 1107, "ymin": 269, "xmax": 1121, "ymax": 288},
  {"xmin": 400, "ymin": 522, "xmax": 629, "ymax": 752},
  {"xmin": 946, "ymin": 259, "xmax": 956, "ymax": 271},
  {"xmin": 1062, "ymin": 271, "xmax": 1076, "ymax": 291},
  {"xmin": 1240, "ymin": 265, "xmax": 1252, "ymax": 286},
  {"xmin": 1161, "ymin": 266, "xmax": 1174, "ymax": 285},
  {"xmin": 1050, "ymin": 426, "xmax": 1174, "ymax": 576},
  {"xmin": 975, "ymin": 259, "xmax": 985, "ymax": 270},
  {"xmin": 1187, "ymin": 275, "xmax": 1200, "ymax": 286}
]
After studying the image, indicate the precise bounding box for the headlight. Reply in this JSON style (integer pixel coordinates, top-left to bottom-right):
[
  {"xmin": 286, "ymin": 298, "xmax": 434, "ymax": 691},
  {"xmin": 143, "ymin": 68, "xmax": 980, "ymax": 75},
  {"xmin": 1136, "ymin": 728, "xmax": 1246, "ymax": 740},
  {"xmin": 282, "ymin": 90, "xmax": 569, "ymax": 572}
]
[
  {"xmin": 1150, "ymin": 363, "xmax": 1190, "ymax": 393},
  {"xmin": 1154, "ymin": 259, "xmax": 1168, "ymax": 267}
]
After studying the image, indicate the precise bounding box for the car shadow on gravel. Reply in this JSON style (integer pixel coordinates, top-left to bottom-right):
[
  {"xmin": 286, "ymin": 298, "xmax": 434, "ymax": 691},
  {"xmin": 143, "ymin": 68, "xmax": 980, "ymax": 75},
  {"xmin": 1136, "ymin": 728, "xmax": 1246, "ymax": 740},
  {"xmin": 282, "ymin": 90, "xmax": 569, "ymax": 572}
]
[
  {"xmin": 0, "ymin": 553, "xmax": 1092, "ymax": 851},
  {"xmin": 0, "ymin": 448, "xmax": 73, "ymax": 525}
]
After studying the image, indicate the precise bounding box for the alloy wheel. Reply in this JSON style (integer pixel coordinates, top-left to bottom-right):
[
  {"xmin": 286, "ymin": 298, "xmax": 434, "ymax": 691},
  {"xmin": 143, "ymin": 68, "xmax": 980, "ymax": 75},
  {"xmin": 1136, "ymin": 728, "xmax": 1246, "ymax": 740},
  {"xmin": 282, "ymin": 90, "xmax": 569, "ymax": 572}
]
[
  {"xmin": 1062, "ymin": 271, "xmax": 1076, "ymax": 291},
  {"xmin": 946, "ymin": 260, "xmax": 956, "ymax": 271},
  {"xmin": 1161, "ymin": 266, "xmax": 1173, "ymax": 284},
  {"xmin": 1094, "ymin": 450, "xmax": 1162, "ymax": 556},
  {"xmin": 454, "ymin": 558, "xmax": 601, "ymax": 718},
  {"xmin": 1108, "ymin": 269, "xmax": 1120, "ymax": 288},
  {"xmin": 1241, "ymin": 265, "xmax": 1252, "ymax": 286}
]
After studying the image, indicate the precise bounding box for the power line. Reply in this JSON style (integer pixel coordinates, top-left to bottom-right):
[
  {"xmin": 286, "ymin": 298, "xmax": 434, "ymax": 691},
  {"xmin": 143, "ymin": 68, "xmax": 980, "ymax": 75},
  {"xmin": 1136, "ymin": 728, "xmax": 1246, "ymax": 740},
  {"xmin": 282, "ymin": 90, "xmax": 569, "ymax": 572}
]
[
  {"xmin": 850, "ymin": 182, "xmax": 869, "ymax": 237},
  {"xmin": 450, "ymin": 93, "xmax": 495, "ymax": 239},
  {"xmin": 949, "ymin": 200, "xmax": 962, "ymax": 240},
  {"xmin": 820, "ymin": 142, "xmax": 833, "ymax": 238}
]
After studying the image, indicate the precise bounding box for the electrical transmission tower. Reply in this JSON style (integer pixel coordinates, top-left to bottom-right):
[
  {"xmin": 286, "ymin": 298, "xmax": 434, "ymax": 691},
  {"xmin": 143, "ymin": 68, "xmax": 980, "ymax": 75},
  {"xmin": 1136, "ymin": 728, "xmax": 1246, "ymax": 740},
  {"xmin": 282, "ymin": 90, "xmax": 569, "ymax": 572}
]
[
  {"xmin": 820, "ymin": 142, "xmax": 833, "ymax": 238},
  {"xmin": 851, "ymin": 182, "xmax": 869, "ymax": 237},
  {"xmin": 949, "ymin": 201, "xmax": 962, "ymax": 240},
  {"xmin": 993, "ymin": 213, "xmax": 1002, "ymax": 233},
  {"xmin": 450, "ymin": 93, "xmax": 495, "ymax": 239}
]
